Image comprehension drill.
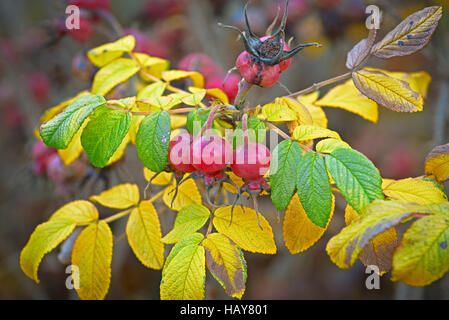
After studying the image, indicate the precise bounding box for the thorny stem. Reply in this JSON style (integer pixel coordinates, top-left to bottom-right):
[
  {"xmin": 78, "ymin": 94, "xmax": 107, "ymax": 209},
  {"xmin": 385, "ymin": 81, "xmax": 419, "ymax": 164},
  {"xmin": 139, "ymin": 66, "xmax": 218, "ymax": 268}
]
[
  {"xmin": 235, "ymin": 79, "xmax": 254, "ymax": 108},
  {"xmin": 287, "ymin": 72, "xmax": 352, "ymax": 98}
]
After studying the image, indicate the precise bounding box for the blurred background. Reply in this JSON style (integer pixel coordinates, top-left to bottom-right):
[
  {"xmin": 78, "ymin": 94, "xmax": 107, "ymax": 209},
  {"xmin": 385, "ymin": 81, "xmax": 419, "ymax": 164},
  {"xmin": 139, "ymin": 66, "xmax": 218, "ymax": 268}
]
[{"xmin": 0, "ymin": 0, "xmax": 448, "ymax": 300}]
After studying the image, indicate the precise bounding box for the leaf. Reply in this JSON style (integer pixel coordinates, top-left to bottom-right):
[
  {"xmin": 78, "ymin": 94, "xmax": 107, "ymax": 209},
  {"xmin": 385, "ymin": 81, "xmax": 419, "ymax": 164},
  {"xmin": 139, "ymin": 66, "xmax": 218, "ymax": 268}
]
[
  {"xmin": 270, "ymin": 140, "xmax": 303, "ymax": 211},
  {"xmin": 205, "ymin": 88, "xmax": 229, "ymax": 104},
  {"xmin": 50, "ymin": 200, "xmax": 99, "ymax": 225},
  {"xmin": 283, "ymin": 194, "xmax": 335, "ymax": 254},
  {"xmin": 233, "ymin": 117, "xmax": 266, "ymax": 149},
  {"xmin": 87, "ymin": 35, "xmax": 136, "ymax": 67},
  {"xmin": 315, "ymin": 79, "xmax": 379, "ymax": 123},
  {"xmin": 134, "ymin": 53, "xmax": 170, "ymax": 79},
  {"xmin": 162, "ymin": 70, "xmax": 204, "ymax": 88},
  {"xmin": 373, "ymin": 69, "xmax": 432, "ymax": 98},
  {"xmin": 144, "ymin": 168, "xmax": 173, "ymax": 185},
  {"xmin": 382, "ymin": 177, "xmax": 448, "ymax": 204},
  {"xmin": 297, "ymin": 93, "xmax": 328, "ymax": 128},
  {"xmin": 162, "ymin": 204, "xmax": 211, "ymax": 244},
  {"xmin": 92, "ymin": 58, "xmax": 140, "ymax": 96},
  {"xmin": 316, "ymin": 138, "xmax": 351, "ymax": 154},
  {"xmin": 326, "ymin": 200, "xmax": 444, "ymax": 269},
  {"xmin": 372, "ymin": 6, "xmax": 442, "ymax": 59},
  {"xmin": 352, "ymin": 69, "xmax": 424, "ymax": 113},
  {"xmin": 72, "ymin": 221, "xmax": 113, "ymax": 300},
  {"xmin": 182, "ymin": 89, "xmax": 206, "ymax": 106},
  {"xmin": 213, "ymin": 206, "xmax": 277, "ymax": 254},
  {"xmin": 81, "ymin": 105, "xmax": 132, "ymax": 168},
  {"xmin": 136, "ymin": 111, "xmax": 171, "ymax": 173},
  {"xmin": 160, "ymin": 234, "xmax": 205, "ymax": 300},
  {"xmin": 425, "ymin": 143, "xmax": 449, "ymax": 183},
  {"xmin": 40, "ymin": 94, "xmax": 106, "ymax": 149},
  {"xmin": 106, "ymin": 133, "xmax": 130, "ymax": 166},
  {"xmin": 136, "ymin": 82, "xmax": 167, "ymax": 101},
  {"xmin": 283, "ymin": 97, "xmax": 313, "ymax": 125},
  {"xmin": 126, "ymin": 200, "xmax": 164, "ymax": 270},
  {"xmin": 262, "ymin": 98, "xmax": 298, "ymax": 122},
  {"xmin": 392, "ymin": 208, "xmax": 449, "ymax": 286},
  {"xmin": 58, "ymin": 119, "xmax": 88, "ymax": 166},
  {"xmin": 90, "ymin": 184, "xmax": 140, "ymax": 209},
  {"xmin": 20, "ymin": 218, "xmax": 76, "ymax": 283},
  {"xmin": 170, "ymin": 115, "xmax": 187, "ymax": 130},
  {"xmin": 202, "ymin": 233, "xmax": 247, "ymax": 299},
  {"xmin": 293, "ymin": 125, "xmax": 341, "ymax": 142},
  {"xmin": 163, "ymin": 233, "xmax": 204, "ymax": 274},
  {"xmin": 345, "ymin": 205, "xmax": 398, "ymax": 274},
  {"xmin": 296, "ymin": 152, "xmax": 333, "ymax": 228},
  {"xmin": 186, "ymin": 108, "xmax": 212, "ymax": 135},
  {"xmin": 163, "ymin": 178, "xmax": 202, "ymax": 211},
  {"xmin": 346, "ymin": 29, "xmax": 377, "ymax": 70},
  {"xmin": 325, "ymin": 148, "xmax": 384, "ymax": 212}
]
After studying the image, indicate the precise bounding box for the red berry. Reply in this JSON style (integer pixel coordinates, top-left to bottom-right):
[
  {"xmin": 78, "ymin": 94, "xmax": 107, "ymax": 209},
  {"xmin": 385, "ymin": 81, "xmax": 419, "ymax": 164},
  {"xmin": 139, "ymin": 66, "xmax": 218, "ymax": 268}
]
[
  {"xmin": 124, "ymin": 29, "xmax": 170, "ymax": 59},
  {"xmin": 192, "ymin": 135, "xmax": 232, "ymax": 174},
  {"xmin": 168, "ymin": 134, "xmax": 196, "ymax": 173},
  {"xmin": 32, "ymin": 140, "xmax": 57, "ymax": 176},
  {"xmin": 231, "ymin": 143, "xmax": 271, "ymax": 181},
  {"xmin": 236, "ymin": 51, "xmax": 281, "ymax": 88},
  {"xmin": 68, "ymin": 0, "xmax": 110, "ymax": 11},
  {"xmin": 178, "ymin": 53, "xmax": 222, "ymax": 80},
  {"xmin": 27, "ymin": 72, "xmax": 50, "ymax": 103},
  {"xmin": 206, "ymin": 74, "xmax": 240, "ymax": 103},
  {"xmin": 259, "ymin": 36, "xmax": 291, "ymax": 72},
  {"xmin": 68, "ymin": 15, "xmax": 93, "ymax": 43}
]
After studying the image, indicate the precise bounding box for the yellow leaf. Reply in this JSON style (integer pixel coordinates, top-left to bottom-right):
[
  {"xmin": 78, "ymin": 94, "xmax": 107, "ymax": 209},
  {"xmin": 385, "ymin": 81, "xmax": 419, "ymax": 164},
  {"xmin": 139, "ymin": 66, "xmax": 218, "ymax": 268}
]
[
  {"xmin": 284, "ymin": 194, "xmax": 335, "ymax": 254},
  {"xmin": 92, "ymin": 58, "xmax": 140, "ymax": 96},
  {"xmin": 58, "ymin": 120, "xmax": 88, "ymax": 166},
  {"xmin": 162, "ymin": 204, "xmax": 211, "ymax": 244},
  {"xmin": 162, "ymin": 70, "xmax": 204, "ymax": 88},
  {"xmin": 213, "ymin": 206, "xmax": 276, "ymax": 254},
  {"xmin": 144, "ymin": 168, "xmax": 173, "ymax": 185},
  {"xmin": 170, "ymin": 115, "xmax": 187, "ymax": 129},
  {"xmin": 163, "ymin": 178, "xmax": 202, "ymax": 211},
  {"xmin": 205, "ymin": 88, "xmax": 229, "ymax": 104},
  {"xmin": 316, "ymin": 138, "xmax": 351, "ymax": 154},
  {"xmin": 87, "ymin": 35, "xmax": 136, "ymax": 67},
  {"xmin": 352, "ymin": 69, "xmax": 424, "ymax": 113},
  {"xmin": 137, "ymin": 82, "xmax": 167, "ymax": 101},
  {"xmin": 297, "ymin": 91, "xmax": 320, "ymax": 105},
  {"xmin": 160, "ymin": 234, "xmax": 205, "ymax": 300},
  {"xmin": 293, "ymin": 125, "xmax": 341, "ymax": 141},
  {"xmin": 50, "ymin": 200, "xmax": 99, "ymax": 225},
  {"xmin": 374, "ymin": 69, "xmax": 432, "ymax": 98},
  {"xmin": 129, "ymin": 115, "xmax": 145, "ymax": 144},
  {"xmin": 202, "ymin": 233, "xmax": 247, "ymax": 299},
  {"xmin": 223, "ymin": 171, "xmax": 245, "ymax": 194},
  {"xmin": 262, "ymin": 98, "xmax": 298, "ymax": 122},
  {"xmin": 105, "ymin": 133, "xmax": 130, "ymax": 166},
  {"xmin": 90, "ymin": 184, "xmax": 140, "ymax": 209},
  {"xmin": 20, "ymin": 218, "xmax": 76, "ymax": 283},
  {"xmin": 126, "ymin": 200, "xmax": 164, "ymax": 270},
  {"xmin": 282, "ymin": 97, "xmax": 313, "ymax": 125},
  {"xmin": 134, "ymin": 53, "xmax": 170, "ymax": 79},
  {"xmin": 72, "ymin": 221, "xmax": 113, "ymax": 300},
  {"xmin": 182, "ymin": 87, "xmax": 206, "ymax": 106},
  {"xmin": 315, "ymin": 79, "xmax": 379, "ymax": 123},
  {"xmin": 382, "ymin": 177, "xmax": 448, "ymax": 204},
  {"xmin": 425, "ymin": 143, "xmax": 449, "ymax": 183},
  {"xmin": 345, "ymin": 205, "xmax": 398, "ymax": 274}
]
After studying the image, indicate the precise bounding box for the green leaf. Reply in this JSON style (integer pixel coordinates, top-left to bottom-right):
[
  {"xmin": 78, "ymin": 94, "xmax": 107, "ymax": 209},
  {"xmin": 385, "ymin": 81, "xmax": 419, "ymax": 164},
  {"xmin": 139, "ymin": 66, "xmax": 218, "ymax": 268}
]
[
  {"xmin": 162, "ymin": 204, "xmax": 211, "ymax": 244},
  {"xmin": 92, "ymin": 58, "xmax": 140, "ymax": 96},
  {"xmin": 186, "ymin": 108, "xmax": 211, "ymax": 135},
  {"xmin": 81, "ymin": 105, "xmax": 132, "ymax": 168},
  {"xmin": 297, "ymin": 152, "xmax": 332, "ymax": 228},
  {"xmin": 163, "ymin": 233, "xmax": 204, "ymax": 275},
  {"xmin": 325, "ymin": 148, "xmax": 384, "ymax": 212},
  {"xmin": 233, "ymin": 117, "xmax": 266, "ymax": 149},
  {"xmin": 136, "ymin": 111, "xmax": 171, "ymax": 172},
  {"xmin": 316, "ymin": 138, "xmax": 351, "ymax": 154},
  {"xmin": 392, "ymin": 205, "xmax": 449, "ymax": 286},
  {"xmin": 270, "ymin": 140, "xmax": 303, "ymax": 211},
  {"xmin": 40, "ymin": 94, "xmax": 106, "ymax": 149}
]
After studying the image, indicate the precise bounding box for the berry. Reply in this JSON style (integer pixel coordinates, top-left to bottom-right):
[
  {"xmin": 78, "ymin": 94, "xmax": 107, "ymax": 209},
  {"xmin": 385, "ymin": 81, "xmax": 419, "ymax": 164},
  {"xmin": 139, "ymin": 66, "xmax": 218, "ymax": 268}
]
[
  {"xmin": 124, "ymin": 29, "xmax": 170, "ymax": 59},
  {"xmin": 192, "ymin": 135, "xmax": 232, "ymax": 174},
  {"xmin": 259, "ymin": 36, "xmax": 291, "ymax": 72},
  {"xmin": 236, "ymin": 51, "xmax": 281, "ymax": 88},
  {"xmin": 231, "ymin": 142, "xmax": 271, "ymax": 181},
  {"xmin": 68, "ymin": 0, "xmax": 110, "ymax": 11},
  {"xmin": 206, "ymin": 74, "xmax": 240, "ymax": 103},
  {"xmin": 27, "ymin": 72, "xmax": 50, "ymax": 103},
  {"xmin": 68, "ymin": 15, "xmax": 93, "ymax": 43},
  {"xmin": 32, "ymin": 140, "xmax": 57, "ymax": 176},
  {"xmin": 168, "ymin": 134, "xmax": 196, "ymax": 173},
  {"xmin": 178, "ymin": 53, "xmax": 222, "ymax": 80}
]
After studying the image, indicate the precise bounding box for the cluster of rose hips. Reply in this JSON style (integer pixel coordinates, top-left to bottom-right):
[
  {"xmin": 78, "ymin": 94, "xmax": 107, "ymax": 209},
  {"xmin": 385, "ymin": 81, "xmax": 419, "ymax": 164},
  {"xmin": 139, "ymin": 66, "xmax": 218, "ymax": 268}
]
[{"xmin": 166, "ymin": 107, "xmax": 270, "ymax": 226}]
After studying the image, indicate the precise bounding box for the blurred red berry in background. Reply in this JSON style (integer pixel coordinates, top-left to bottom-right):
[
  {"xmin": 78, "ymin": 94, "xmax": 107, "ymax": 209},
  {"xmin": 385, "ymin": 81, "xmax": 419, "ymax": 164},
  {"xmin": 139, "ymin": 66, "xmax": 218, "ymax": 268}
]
[
  {"xmin": 178, "ymin": 53, "xmax": 223, "ymax": 80},
  {"xmin": 125, "ymin": 29, "xmax": 170, "ymax": 59},
  {"xmin": 67, "ymin": 15, "xmax": 94, "ymax": 43},
  {"xmin": 206, "ymin": 74, "xmax": 240, "ymax": 103},
  {"xmin": 27, "ymin": 72, "xmax": 50, "ymax": 103},
  {"xmin": 68, "ymin": 0, "xmax": 110, "ymax": 11}
]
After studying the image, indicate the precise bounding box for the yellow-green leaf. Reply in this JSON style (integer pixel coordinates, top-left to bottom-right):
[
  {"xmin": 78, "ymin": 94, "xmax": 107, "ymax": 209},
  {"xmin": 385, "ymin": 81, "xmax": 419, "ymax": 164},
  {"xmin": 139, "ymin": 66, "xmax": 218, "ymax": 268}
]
[
  {"xmin": 392, "ymin": 207, "xmax": 449, "ymax": 286},
  {"xmin": 137, "ymin": 82, "xmax": 167, "ymax": 101},
  {"xmin": 262, "ymin": 98, "xmax": 298, "ymax": 122},
  {"xmin": 202, "ymin": 233, "xmax": 247, "ymax": 299},
  {"xmin": 90, "ymin": 184, "xmax": 140, "ymax": 209},
  {"xmin": 284, "ymin": 194, "xmax": 334, "ymax": 254},
  {"xmin": 297, "ymin": 92, "xmax": 328, "ymax": 128},
  {"xmin": 163, "ymin": 178, "xmax": 202, "ymax": 211},
  {"xmin": 72, "ymin": 221, "xmax": 113, "ymax": 300},
  {"xmin": 315, "ymin": 79, "xmax": 379, "ymax": 123},
  {"xmin": 316, "ymin": 138, "xmax": 351, "ymax": 154},
  {"xmin": 293, "ymin": 125, "xmax": 341, "ymax": 142},
  {"xmin": 382, "ymin": 177, "xmax": 448, "ymax": 204},
  {"xmin": 182, "ymin": 89, "xmax": 206, "ymax": 106},
  {"xmin": 20, "ymin": 218, "xmax": 76, "ymax": 283},
  {"xmin": 126, "ymin": 200, "xmax": 164, "ymax": 270},
  {"xmin": 160, "ymin": 234, "xmax": 205, "ymax": 300},
  {"xmin": 162, "ymin": 204, "xmax": 211, "ymax": 244},
  {"xmin": 213, "ymin": 206, "xmax": 276, "ymax": 254},
  {"xmin": 50, "ymin": 200, "xmax": 99, "ymax": 225},
  {"xmin": 425, "ymin": 143, "xmax": 449, "ymax": 183},
  {"xmin": 352, "ymin": 69, "xmax": 424, "ymax": 113},
  {"xmin": 162, "ymin": 70, "xmax": 204, "ymax": 88},
  {"xmin": 92, "ymin": 58, "xmax": 140, "ymax": 96},
  {"xmin": 87, "ymin": 35, "xmax": 136, "ymax": 67},
  {"xmin": 134, "ymin": 53, "xmax": 170, "ymax": 79}
]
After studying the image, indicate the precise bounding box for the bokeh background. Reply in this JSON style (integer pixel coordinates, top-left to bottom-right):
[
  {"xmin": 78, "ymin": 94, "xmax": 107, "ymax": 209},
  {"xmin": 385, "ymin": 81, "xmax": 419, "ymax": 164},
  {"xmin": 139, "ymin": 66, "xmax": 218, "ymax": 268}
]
[{"xmin": 0, "ymin": 0, "xmax": 448, "ymax": 300}]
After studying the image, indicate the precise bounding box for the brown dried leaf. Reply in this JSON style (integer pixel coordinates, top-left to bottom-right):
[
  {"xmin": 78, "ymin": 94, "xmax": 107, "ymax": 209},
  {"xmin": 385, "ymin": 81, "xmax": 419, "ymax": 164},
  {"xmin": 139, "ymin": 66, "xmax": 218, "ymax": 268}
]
[{"xmin": 346, "ymin": 29, "xmax": 377, "ymax": 70}]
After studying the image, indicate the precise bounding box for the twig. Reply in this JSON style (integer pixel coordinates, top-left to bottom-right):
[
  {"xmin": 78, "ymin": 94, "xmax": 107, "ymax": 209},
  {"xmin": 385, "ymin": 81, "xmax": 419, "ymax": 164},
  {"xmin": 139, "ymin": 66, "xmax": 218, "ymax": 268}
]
[{"xmin": 287, "ymin": 72, "xmax": 352, "ymax": 98}]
